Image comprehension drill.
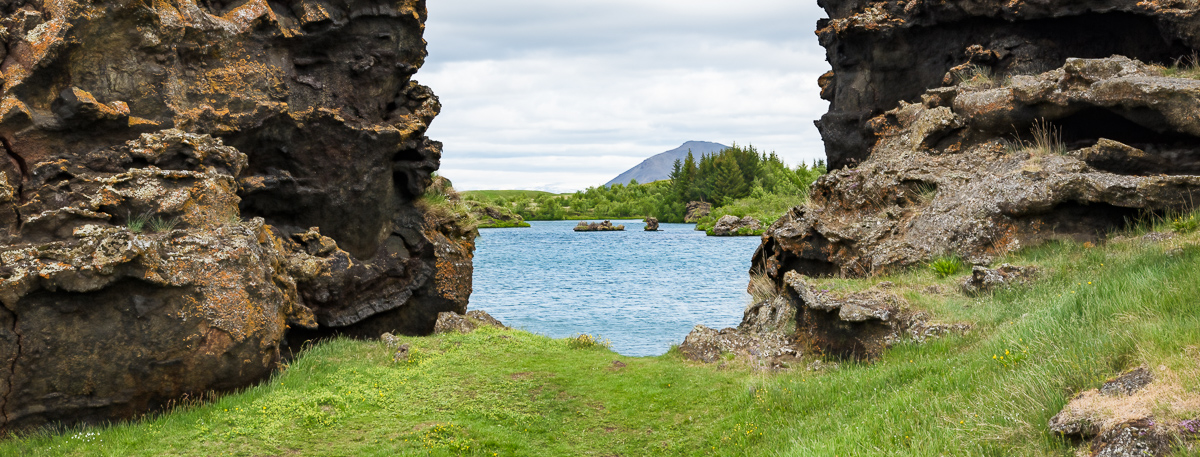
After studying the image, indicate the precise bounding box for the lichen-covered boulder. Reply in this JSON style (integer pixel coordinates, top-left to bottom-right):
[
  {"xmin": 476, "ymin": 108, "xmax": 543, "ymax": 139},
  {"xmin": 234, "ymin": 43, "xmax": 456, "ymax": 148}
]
[
  {"xmin": 960, "ymin": 264, "xmax": 1038, "ymax": 295},
  {"xmin": 0, "ymin": 0, "xmax": 472, "ymax": 432},
  {"xmin": 711, "ymin": 215, "xmax": 762, "ymax": 236},
  {"xmin": 432, "ymin": 310, "xmax": 506, "ymax": 334}
]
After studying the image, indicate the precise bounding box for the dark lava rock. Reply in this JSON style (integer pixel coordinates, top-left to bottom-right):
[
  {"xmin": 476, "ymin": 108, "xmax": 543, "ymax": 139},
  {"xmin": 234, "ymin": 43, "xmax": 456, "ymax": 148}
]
[
  {"xmin": 711, "ymin": 215, "xmax": 762, "ymax": 236},
  {"xmin": 643, "ymin": 217, "xmax": 660, "ymax": 231},
  {"xmin": 814, "ymin": 0, "xmax": 1200, "ymax": 171},
  {"xmin": 960, "ymin": 264, "xmax": 1039, "ymax": 295},
  {"xmin": 756, "ymin": 1, "xmax": 1200, "ymax": 281},
  {"xmin": 0, "ymin": 0, "xmax": 473, "ymax": 432},
  {"xmin": 574, "ymin": 220, "xmax": 625, "ymax": 232},
  {"xmin": 787, "ymin": 272, "xmax": 967, "ymax": 359},
  {"xmin": 680, "ymin": 271, "xmax": 967, "ymax": 364},
  {"xmin": 756, "ymin": 55, "xmax": 1200, "ymax": 280}
]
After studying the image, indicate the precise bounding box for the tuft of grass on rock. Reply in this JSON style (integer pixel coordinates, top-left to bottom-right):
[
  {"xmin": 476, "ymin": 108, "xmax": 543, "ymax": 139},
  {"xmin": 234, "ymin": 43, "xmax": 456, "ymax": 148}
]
[
  {"xmin": 928, "ymin": 255, "xmax": 964, "ymax": 278},
  {"xmin": 955, "ymin": 64, "xmax": 1000, "ymax": 88},
  {"xmin": 148, "ymin": 216, "xmax": 180, "ymax": 233},
  {"xmin": 1158, "ymin": 53, "xmax": 1200, "ymax": 79},
  {"xmin": 125, "ymin": 211, "xmax": 149, "ymax": 233}
]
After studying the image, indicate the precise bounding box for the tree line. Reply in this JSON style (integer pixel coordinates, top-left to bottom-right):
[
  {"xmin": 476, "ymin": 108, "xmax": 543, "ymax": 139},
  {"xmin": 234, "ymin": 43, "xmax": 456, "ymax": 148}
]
[{"xmin": 463, "ymin": 144, "xmax": 826, "ymax": 224}]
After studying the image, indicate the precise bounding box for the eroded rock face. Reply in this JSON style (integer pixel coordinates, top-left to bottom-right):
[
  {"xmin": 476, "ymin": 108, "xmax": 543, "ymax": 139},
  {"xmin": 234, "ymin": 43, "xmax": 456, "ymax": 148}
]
[
  {"xmin": 0, "ymin": 0, "xmax": 471, "ymax": 432},
  {"xmin": 756, "ymin": 2, "xmax": 1200, "ymax": 281},
  {"xmin": 757, "ymin": 54, "xmax": 1200, "ymax": 279},
  {"xmin": 684, "ymin": 201, "xmax": 711, "ymax": 222},
  {"xmin": 814, "ymin": 0, "xmax": 1200, "ymax": 170},
  {"xmin": 784, "ymin": 271, "xmax": 965, "ymax": 359}
]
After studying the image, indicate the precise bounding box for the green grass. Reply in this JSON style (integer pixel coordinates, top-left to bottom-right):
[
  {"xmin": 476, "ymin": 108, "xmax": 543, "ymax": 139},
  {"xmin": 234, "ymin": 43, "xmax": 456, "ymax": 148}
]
[
  {"xmin": 476, "ymin": 220, "xmax": 531, "ymax": 229},
  {"xmin": 125, "ymin": 211, "xmax": 149, "ymax": 233},
  {"xmin": 928, "ymin": 255, "xmax": 964, "ymax": 278},
  {"xmin": 6, "ymin": 213, "xmax": 1200, "ymax": 456},
  {"xmin": 461, "ymin": 190, "xmax": 559, "ymax": 200},
  {"xmin": 1173, "ymin": 212, "xmax": 1199, "ymax": 234},
  {"xmin": 1158, "ymin": 53, "xmax": 1200, "ymax": 80}
]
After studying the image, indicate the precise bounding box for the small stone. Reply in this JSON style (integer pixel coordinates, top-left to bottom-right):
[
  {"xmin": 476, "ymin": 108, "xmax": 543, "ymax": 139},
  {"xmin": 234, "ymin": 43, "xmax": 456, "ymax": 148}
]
[
  {"xmin": 960, "ymin": 264, "xmax": 1038, "ymax": 295},
  {"xmin": 380, "ymin": 332, "xmax": 400, "ymax": 349},
  {"xmin": 393, "ymin": 343, "xmax": 410, "ymax": 362}
]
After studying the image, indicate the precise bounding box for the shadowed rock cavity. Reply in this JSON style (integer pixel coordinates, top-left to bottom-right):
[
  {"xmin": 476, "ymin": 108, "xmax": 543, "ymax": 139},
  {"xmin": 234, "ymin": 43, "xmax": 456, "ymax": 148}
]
[{"xmin": 0, "ymin": 0, "xmax": 473, "ymax": 433}]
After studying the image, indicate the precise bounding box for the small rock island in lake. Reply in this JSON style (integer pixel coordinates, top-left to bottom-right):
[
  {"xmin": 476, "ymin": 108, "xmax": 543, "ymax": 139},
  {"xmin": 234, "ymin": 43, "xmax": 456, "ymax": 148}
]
[
  {"xmin": 644, "ymin": 217, "xmax": 660, "ymax": 231},
  {"xmin": 574, "ymin": 220, "xmax": 625, "ymax": 231}
]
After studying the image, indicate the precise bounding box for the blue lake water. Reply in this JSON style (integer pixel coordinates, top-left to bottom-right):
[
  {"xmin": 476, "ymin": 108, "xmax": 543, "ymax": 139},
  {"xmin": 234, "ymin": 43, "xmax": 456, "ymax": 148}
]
[{"xmin": 469, "ymin": 219, "xmax": 761, "ymax": 356}]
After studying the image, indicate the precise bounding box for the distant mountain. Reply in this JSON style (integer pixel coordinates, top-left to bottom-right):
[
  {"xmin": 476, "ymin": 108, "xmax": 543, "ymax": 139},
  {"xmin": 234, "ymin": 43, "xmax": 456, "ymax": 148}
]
[{"xmin": 605, "ymin": 141, "xmax": 729, "ymax": 187}]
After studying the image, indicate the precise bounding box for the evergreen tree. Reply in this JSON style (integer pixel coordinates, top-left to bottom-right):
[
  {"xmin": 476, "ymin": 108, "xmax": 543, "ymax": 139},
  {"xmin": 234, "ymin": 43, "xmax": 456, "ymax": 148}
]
[
  {"xmin": 681, "ymin": 151, "xmax": 699, "ymax": 202},
  {"xmin": 709, "ymin": 155, "xmax": 748, "ymax": 206}
]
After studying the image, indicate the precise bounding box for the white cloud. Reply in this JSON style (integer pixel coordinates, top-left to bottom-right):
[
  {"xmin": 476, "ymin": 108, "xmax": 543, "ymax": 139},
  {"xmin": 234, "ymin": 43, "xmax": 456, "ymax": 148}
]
[{"xmin": 420, "ymin": 0, "xmax": 830, "ymax": 192}]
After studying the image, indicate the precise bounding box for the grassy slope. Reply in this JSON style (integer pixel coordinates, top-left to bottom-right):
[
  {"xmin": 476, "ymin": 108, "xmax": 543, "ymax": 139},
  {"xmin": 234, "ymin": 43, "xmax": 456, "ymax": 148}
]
[{"xmin": 6, "ymin": 219, "xmax": 1200, "ymax": 456}]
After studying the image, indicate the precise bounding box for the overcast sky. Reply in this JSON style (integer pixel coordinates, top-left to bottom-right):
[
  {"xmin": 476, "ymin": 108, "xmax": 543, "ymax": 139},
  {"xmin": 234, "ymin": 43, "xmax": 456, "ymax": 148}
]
[{"xmin": 419, "ymin": 0, "xmax": 830, "ymax": 193}]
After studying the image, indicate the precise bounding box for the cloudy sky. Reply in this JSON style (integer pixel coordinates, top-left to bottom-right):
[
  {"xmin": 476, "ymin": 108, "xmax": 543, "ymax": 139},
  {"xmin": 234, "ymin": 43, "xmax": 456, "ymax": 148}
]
[{"xmin": 419, "ymin": 0, "xmax": 830, "ymax": 193}]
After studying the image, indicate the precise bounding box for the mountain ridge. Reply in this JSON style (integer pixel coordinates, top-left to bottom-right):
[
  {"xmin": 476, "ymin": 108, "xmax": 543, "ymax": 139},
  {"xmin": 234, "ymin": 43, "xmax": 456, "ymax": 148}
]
[{"xmin": 604, "ymin": 141, "xmax": 729, "ymax": 187}]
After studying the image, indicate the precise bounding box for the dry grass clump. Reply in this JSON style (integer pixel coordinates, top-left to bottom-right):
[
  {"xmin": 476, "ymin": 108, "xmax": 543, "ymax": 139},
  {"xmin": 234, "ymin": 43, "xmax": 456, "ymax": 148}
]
[
  {"xmin": 1006, "ymin": 118, "xmax": 1067, "ymax": 156},
  {"xmin": 747, "ymin": 273, "xmax": 779, "ymax": 304},
  {"xmin": 954, "ymin": 65, "xmax": 1001, "ymax": 88},
  {"xmin": 418, "ymin": 174, "xmax": 478, "ymax": 233},
  {"xmin": 1158, "ymin": 53, "xmax": 1200, "ymax": 79},
  {"xmin": 1055, "ymin": 367, "xmax": 1200, "ymax": 432}
]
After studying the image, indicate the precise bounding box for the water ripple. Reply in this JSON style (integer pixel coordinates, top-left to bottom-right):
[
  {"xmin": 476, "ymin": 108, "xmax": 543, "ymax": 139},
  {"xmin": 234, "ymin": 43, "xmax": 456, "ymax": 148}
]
[{"xmin": 470, "ymin": 220, "xmax": 760, "ymax": 356}]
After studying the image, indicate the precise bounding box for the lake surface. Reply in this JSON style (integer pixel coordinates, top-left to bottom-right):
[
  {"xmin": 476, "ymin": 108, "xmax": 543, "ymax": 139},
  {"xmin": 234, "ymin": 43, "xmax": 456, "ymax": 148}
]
[{"xmin": 470, "ymin": 219, "xmax": 761, "ymax": 356}]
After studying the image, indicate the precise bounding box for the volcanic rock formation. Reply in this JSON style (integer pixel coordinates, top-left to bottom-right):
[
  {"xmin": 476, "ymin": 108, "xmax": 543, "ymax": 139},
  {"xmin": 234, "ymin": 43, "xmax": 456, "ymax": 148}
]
[
  {"xmin": 756, "ymin": 1, "xmax": 1200, "ymax": 281},
  {"xmin": 0, "ymin": 0, "xmax": 472, "ymax": 432}
]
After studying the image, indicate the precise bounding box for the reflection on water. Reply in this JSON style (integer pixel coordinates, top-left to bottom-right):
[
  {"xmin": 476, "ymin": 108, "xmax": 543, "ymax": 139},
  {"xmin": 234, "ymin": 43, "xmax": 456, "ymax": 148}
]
[{"xmin": 470, "ymin": 219, "xmax": 760, "ymax": 356}]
